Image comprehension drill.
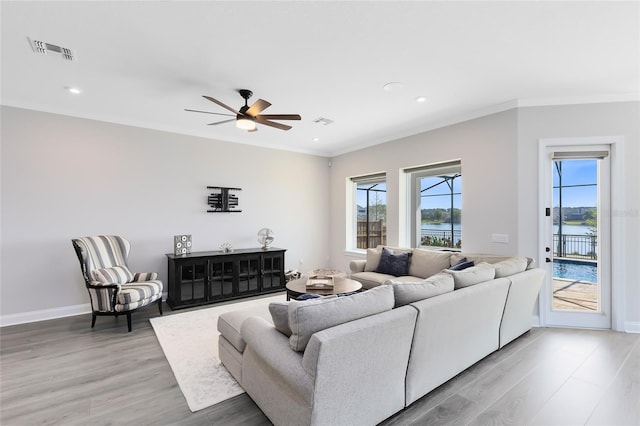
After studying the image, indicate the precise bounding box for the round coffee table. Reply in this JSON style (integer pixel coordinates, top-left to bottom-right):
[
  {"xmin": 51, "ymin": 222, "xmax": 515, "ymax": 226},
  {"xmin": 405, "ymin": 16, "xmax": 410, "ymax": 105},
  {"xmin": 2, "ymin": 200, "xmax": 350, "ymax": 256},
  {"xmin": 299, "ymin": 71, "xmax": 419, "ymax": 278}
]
[{"xmin": 286, "ymin": 276, "xmax": 363, "ymax": 300}]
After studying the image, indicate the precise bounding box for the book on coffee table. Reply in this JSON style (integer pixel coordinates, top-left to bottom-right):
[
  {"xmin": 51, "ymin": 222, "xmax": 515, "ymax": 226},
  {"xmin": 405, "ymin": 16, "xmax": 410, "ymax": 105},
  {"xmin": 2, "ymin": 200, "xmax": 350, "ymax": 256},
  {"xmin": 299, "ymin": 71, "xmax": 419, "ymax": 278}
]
[{"xmin": 306, "ymin": 275, "xmax": 334, "ymax": 289}]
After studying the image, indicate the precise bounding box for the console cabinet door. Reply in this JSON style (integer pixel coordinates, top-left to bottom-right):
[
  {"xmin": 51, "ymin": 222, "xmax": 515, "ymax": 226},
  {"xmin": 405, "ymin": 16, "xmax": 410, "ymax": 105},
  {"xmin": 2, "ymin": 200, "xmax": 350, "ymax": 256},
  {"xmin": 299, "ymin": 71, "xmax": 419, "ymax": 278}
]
[
  {"xmin": 171, "ymin": 259, "xmax": 207, "ymax": 306},
  {"xmin": 208, "ymin": 258, "xmax": 234, "ymax": 300},
  {"xmin": 261, "ymin": 252, "xmax": 285, "ymax": 290},
  {"xmin": 237, "ymin": 255, "xmax": 260, "ymax": 295}
]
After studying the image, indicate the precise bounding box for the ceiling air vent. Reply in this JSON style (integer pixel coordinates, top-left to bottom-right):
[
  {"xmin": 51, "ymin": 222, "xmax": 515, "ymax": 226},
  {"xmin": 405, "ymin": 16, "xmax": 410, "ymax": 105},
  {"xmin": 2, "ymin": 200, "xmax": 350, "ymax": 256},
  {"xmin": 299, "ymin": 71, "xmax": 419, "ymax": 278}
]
[
  {"xmin": 313, "ymin": 117, "xmax": 334, "ymax": 126},
  {"xmin": 28, "ymin": 37, "xmax": 75, "ymax": 61}
]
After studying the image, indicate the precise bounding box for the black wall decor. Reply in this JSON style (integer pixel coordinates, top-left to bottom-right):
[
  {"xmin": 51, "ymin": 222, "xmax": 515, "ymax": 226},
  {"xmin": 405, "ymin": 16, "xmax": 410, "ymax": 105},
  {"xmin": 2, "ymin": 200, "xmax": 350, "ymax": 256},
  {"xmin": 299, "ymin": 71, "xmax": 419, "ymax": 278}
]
[{"xmin": 207, "ymin": 186, "xmax": 242, "ymax": 212}]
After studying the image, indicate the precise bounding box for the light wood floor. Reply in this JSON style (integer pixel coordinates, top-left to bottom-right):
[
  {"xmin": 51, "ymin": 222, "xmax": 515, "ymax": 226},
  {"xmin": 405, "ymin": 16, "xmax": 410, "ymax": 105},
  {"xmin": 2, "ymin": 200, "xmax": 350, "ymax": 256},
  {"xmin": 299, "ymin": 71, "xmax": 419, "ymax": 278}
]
[{"xmin": 1, "ymin": 297, "xmax": 638, "ymax": 426}]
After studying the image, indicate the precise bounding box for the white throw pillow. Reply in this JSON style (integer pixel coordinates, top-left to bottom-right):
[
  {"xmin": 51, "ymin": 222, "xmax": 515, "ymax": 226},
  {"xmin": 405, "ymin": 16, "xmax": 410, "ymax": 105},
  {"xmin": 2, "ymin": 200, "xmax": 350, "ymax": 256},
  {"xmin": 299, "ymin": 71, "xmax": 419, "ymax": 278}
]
[
  {"xmin": 364, "ymin": 247, "xmax": 382, "ymax": 272},
  {"xmin": 444, "ymin": 262, "xmax": 496, "ymax": 289},
  {"xmin": 408, "ymin": 249, "xmax": 452, "ymax": 278}
]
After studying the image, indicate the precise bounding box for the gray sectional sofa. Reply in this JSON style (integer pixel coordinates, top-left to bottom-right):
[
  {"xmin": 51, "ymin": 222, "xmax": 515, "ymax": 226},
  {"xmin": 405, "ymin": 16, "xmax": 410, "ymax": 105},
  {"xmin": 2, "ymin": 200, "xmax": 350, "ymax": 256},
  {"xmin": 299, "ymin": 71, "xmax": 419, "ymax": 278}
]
[{"xmin": 217, "ymin": 248, "xmax": 544, "ymax": 426}]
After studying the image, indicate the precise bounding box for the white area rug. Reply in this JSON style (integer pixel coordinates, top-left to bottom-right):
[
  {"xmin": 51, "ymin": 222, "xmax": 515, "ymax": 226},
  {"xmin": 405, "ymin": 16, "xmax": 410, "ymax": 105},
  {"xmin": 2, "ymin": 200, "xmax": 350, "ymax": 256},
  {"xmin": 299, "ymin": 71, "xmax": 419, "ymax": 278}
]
[{"xmin": 150, "ymin": 293, "xmax": 286, "ymax": 412}]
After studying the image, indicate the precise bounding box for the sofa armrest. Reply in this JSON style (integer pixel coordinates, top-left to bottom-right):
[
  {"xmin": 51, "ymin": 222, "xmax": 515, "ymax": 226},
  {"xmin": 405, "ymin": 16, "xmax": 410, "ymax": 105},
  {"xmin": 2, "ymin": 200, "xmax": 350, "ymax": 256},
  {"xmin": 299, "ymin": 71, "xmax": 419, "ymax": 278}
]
[
  {"xmin": 301, "ymin": 306, "xmax": 417, "ymax": 426},
  {"xmin": 349, "ymin": 259, "xmax": 366, "ymax": 273},
  {"xmin": 241, "ymin": 316, "xmax": 313, "ymax": 400},
  {"xmin": 500, "ymin": 268, "xmax": 544, "ymax": 347}
]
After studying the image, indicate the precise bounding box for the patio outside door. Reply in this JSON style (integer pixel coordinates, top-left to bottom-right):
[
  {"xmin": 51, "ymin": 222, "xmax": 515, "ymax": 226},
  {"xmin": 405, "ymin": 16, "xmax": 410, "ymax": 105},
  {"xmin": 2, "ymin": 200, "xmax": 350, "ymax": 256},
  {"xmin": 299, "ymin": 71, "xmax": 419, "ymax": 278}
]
[{"xmin": 540, "ymin": 145, "xmax": 611, "ymax": 329}]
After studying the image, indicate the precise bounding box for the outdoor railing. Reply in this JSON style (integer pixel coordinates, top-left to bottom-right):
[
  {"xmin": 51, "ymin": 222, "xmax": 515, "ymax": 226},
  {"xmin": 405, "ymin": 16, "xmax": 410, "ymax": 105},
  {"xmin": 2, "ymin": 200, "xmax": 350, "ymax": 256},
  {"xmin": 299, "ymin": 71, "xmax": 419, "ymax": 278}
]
[
  {"xmin": 553, "ymin": 233, "xmax": 597, "ymax": 260},
  {"xmin": 367, "ymin": 225, "xmax": 596, "ymax": 260},
  {"xmin": 420, "ymin": 228, "xmax": 462, "ymax": 249}
]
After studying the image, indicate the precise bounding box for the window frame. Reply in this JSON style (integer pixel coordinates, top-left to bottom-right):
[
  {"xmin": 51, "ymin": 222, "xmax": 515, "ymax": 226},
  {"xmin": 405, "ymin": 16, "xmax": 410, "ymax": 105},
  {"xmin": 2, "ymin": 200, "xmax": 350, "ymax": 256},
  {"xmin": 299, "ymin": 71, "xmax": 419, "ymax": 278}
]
[
  {"xmin": 405, "ymin": 160, "xmax": 462, "ymax": 249},
  {"xmin": 348, "ymin": 172, "xmax": 387, "ymax": 251}
]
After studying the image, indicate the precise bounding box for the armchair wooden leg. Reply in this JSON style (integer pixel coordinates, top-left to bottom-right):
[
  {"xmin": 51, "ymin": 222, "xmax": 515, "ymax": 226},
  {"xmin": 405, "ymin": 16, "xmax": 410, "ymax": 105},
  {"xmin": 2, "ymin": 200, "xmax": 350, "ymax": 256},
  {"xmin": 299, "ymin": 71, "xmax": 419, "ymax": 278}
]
[
  {"xmin": 126, "ymin": 312, "xmax": 132, "ymax": 332},
  {"xmin": 157, "ymin": 298, "xmax": 163, "ymax": 316},
  {"xmin": 91, "ymin": 314, "xmax": 97, "ymax": 328}
]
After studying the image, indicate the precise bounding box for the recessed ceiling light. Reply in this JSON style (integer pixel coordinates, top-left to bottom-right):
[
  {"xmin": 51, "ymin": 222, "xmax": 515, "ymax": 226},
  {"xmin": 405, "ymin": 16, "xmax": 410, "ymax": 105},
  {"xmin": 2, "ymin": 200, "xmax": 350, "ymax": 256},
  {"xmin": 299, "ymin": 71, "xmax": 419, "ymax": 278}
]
[
  {"xmin": 65, "ymin": 86, "xmax": 82, "ymax": 94},
  {"xmin": 383, "ymin": 82, "xmax": 403, "ymax": 92},
  {"xmin": 415, "ymin": 96, "xmax": 427, "ymax": 103},
  {"xmin": 312, "ymin": 137, "xmax": 320, "ymax": 142}
]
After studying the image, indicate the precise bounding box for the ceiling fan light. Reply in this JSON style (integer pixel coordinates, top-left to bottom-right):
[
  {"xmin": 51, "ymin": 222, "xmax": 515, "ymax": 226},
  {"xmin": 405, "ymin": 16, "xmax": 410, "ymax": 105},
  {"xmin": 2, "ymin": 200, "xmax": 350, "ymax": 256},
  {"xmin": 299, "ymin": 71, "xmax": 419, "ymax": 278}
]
[{"xmin": 236, "ymin": 116, "xmax": 256, "ymax": 131}]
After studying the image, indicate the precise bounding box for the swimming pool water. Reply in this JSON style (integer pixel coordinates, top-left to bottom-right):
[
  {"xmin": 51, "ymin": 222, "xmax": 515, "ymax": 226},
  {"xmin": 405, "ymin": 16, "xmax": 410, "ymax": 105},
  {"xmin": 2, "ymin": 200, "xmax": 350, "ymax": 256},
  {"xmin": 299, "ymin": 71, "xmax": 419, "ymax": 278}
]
[{"xmin": 553, "ymin": 260, "xmax": 597, "ymax": 283}]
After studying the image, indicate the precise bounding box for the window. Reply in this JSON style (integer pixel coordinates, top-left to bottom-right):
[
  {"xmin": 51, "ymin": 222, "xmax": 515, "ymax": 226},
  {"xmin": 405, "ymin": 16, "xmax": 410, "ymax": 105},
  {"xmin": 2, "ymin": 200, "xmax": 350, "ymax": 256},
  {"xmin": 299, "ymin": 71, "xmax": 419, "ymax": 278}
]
[
  {"xmin": 351, "ymin": 173, "xmax": 387, "ymax": 249},
  {"xmin": 405, "ymin": 161, "xmax": 462, "ymax": 249}
]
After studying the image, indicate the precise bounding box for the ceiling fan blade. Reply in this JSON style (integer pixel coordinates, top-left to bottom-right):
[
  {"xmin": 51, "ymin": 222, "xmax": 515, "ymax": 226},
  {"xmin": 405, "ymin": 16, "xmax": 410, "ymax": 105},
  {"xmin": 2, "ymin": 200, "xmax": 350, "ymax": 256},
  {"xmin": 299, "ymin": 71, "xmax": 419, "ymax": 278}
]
[
  {"xmin": 246, "ymin": 99, "xmax": 272, "ymax": 117},
  {"xmin": 256, "ymin": 116, "xmax": 292, "ymax": 131},
  {"xmin": 203, "ymin": 95, "xmax": 240, "ymax": 115},
  {"xmin": 185, "ymin": 109, "xmax": 235, "ymax": 117},
  {"xmin": 257, "ymin": 114, "xmax": 301, "ymax": 121},
  {"xmin": 207, "ymin": 119, "xmax": 236, "ymax": 126}
]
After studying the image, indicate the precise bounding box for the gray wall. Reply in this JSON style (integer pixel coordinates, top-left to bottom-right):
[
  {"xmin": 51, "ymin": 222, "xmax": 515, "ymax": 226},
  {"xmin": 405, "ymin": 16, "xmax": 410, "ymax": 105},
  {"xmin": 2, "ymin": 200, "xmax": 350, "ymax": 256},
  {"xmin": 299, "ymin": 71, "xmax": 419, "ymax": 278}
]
[
  {"xmin": 1, "ymin": 106, "xmax": 331, "ymax": 323},
  {"xmin": 330, "ymin": 109, "xmax": 520, "ymax": 262},
  {"xmin": 2, "ymin": 102, "xmax": 638, "ymax": 330},
  {"xmin": 516, "ymin": 102, "xmax": 640, "ymax": 329},
  {"xmin": 330, "ymin": 102, "xmax": 639, "ymax": 330}
]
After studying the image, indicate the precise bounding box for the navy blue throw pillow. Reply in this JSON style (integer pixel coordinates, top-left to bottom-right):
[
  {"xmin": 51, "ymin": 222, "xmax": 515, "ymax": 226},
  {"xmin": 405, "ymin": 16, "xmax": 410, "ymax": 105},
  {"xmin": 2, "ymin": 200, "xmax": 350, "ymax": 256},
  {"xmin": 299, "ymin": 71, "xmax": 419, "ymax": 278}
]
[
  {"xmin": 375, "ymin": 247, "xmax": 412, "ymax": 276},
  {"xmin": 296, "ymin": 293, "xmax": 323, "ymax": 301},
  {"xmin": 449, "ymin": 257, "xmax": 474, "ymax": 271}
]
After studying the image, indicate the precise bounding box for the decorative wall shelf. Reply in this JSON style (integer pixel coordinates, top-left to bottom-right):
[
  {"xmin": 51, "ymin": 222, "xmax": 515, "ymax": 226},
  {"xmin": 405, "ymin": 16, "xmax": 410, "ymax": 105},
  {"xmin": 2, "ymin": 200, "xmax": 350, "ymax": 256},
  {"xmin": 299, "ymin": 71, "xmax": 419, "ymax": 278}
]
[{"xmin": 207, "ymin": 186, "xmax": 242, "ymax": 213}]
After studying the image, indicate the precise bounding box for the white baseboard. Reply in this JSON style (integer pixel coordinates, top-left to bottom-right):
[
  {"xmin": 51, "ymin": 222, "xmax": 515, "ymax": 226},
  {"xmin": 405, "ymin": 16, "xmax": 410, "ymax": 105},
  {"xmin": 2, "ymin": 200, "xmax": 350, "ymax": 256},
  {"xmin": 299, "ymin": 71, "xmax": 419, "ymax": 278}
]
[
  {"xmin": 532, "ymin": 314, "xmax": 541, "ymax": 327},
  {"xmin": 1, "ymin": 293, "xmax": 168, "ymax": 327},
  {"xmin": 0, "ymin": 303, "xmax": 91, "ymax": 327},
  {"xmin": 624, "ymin": 321, "xmax": 640, "ymax": 334}
]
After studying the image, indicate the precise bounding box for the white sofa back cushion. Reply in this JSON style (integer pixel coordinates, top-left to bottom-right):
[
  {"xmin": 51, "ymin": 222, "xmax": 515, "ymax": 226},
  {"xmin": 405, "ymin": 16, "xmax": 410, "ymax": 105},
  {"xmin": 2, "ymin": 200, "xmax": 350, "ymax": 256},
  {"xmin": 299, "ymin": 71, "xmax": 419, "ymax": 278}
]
[
  {"xmin": 444, "ymin": 262, "xmax": 496, "ymax": 289},
  {"xmin": 385, "ymin": 273, "xmax": 454, "ymax": 307},
  {"xmin": 408, "ymin": 249, "xmax": 453, "ymax": 278},
  {"xmin": 364, "ymin": 248, "xmax": 382, "ymax": 272},
  {"xmin": 451, "ymin": 253, "xmax": 535, "ymax": 269},
  {"xmin": 493, "ymin": 256, "xmax": 528, "ymax": 277},
  {"xmin": 288, "ymin": 285, "xmax": 394, "ymax": 352}
]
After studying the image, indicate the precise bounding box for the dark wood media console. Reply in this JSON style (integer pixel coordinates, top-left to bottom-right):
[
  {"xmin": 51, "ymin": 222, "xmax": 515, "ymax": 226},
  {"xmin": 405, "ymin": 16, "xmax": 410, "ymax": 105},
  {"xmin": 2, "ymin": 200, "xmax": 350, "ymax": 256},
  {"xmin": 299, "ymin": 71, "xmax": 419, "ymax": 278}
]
[{"xmin": 166, "ymin": 248, "xmax": 286, "ymax": 309}]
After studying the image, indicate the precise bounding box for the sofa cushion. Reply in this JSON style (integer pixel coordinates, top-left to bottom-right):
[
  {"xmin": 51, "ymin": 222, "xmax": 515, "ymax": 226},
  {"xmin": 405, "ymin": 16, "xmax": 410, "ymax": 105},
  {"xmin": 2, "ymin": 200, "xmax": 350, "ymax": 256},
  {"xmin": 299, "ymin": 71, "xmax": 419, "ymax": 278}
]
[
  {"xmin": 444, "ymin": 262, "xmax": 496, "ymax": 289},
  {"xmin": 364, "ymin": 247, "xmax": 383, "ymax": 272},
  {"xmin": 269, "ymin": 302, "xmax": 292, "ymax": 337},
  {"xmin": 450, "ymin": 252, "xmax": 511, "ymax": 266},
  {"xmin": 448, "ymin": 257, "xmax": 474, "ymax": 271},
  {"xmin": 385, "ymin": 273, "xmax": 454, "ymax": 307},
  {"xmin": 408, "ymin": 249, "xmax": 453, "ymax": 278},
  {"xmin": 365, "ymin": 246, "xmax": 413, "ymax": 272},
  {"xmin": 92, "ymin": 265, "xmax": 134, "ymax": 284},
  {"xmin": 351, "ymin": 272, "xmax": 423, "ymax": 290},
  {"xmin": 376, "ymin": 248, "xmax": 412, "ymax": 276},
  {"xmin": 288, "ymin": 285, "xmax": 394, "ymax": 352},
  {"xmin": 493, "ymin": 256, "xmax": 528, "ymax": 277},
  {"xmin": 269, "ymin": 296, "xmax": 339, "ymax": 337}
]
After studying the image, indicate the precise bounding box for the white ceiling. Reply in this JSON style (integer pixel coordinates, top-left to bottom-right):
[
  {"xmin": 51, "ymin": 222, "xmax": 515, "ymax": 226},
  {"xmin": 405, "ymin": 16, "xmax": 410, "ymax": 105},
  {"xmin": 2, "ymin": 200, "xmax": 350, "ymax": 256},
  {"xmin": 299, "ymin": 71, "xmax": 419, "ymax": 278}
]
[{"xmin": 1, "ymin": 1, "xmax": 638, "ymax": 157}]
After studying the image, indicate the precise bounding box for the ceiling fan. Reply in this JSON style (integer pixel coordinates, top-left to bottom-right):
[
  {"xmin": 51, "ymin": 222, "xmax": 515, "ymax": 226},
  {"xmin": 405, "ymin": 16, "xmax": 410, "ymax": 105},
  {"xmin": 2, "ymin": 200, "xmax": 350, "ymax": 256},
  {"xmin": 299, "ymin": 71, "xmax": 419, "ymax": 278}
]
[{"xmin": 185, "ymin": 89, "xmax": 301, "ymax": 132}]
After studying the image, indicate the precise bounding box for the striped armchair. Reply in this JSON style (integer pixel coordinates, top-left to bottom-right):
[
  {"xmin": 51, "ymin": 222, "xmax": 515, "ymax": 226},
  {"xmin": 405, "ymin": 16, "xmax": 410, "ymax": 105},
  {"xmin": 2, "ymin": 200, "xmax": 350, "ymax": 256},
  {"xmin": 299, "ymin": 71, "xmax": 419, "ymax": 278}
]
[{"xmin": 72, "ymin": 235, "xmax": 163, "ymax": 332}]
